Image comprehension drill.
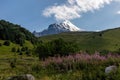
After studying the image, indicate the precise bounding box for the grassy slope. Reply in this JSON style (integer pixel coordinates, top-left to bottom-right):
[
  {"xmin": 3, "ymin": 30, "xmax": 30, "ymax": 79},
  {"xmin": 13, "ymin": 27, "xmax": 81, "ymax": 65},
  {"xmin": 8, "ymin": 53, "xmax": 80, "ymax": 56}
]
[
  {"xmin": 39, "ymin": 28, "xmax": 120, "ymax": 52},
  {"xmin": 0, "ymin": 40, "xmax": 38, "ymax": 80},
  {"xmin": 0, "ymin": 40, "xmax": 34, "ymax": 57},
  {"xmin": 102, "ymin": 28, "xmax": 120, "ymax": 51}
]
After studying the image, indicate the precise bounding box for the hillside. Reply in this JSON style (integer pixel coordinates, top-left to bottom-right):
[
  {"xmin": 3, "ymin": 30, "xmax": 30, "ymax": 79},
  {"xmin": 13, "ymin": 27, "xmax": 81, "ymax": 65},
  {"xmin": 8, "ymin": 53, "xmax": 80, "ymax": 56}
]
[
  {"xmin": 0, "ymin": 20, "xmax": 37, "ymax": 58},
  {"xmin": 39, "ymin": 27, "xmax": 120, "ymax": 53},
  {"xmin": 0, "ymin": 20, "xmax": 37, "ymax": 45},
  {"xmin": 0, "ymin": 40, "xmax": 34, "ymax": 56}
]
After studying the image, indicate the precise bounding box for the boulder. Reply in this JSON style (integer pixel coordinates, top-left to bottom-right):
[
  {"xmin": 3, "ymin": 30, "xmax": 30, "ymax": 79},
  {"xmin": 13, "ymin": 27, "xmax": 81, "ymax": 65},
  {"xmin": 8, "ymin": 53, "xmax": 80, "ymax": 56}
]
[
  {"xmin": 7, "ymin": 74, "xmax": 35, "ymax": 80},
  {"xmin": 105, "ymin": 65, "xmax": 117, "ymax": 74}
]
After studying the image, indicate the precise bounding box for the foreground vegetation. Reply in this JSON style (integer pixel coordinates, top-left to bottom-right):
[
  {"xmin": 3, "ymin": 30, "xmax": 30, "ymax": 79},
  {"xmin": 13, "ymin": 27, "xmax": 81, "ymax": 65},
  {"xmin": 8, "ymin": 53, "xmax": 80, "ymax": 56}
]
[
  {"xmin": 0, "ymin": 51, "xmax": 120, "ymax": 80},
  {"xmin": 0, "ymin": 39, "xmax": 120, "ymax": 80}
]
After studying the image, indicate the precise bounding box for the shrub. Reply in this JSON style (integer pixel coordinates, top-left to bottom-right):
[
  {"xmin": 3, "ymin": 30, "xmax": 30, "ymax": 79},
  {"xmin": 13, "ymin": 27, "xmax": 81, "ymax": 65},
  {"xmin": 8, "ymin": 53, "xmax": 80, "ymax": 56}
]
[
  {"xmin": 35, "ymin": 38, "xmax": 79, "ymax": 59},
  {"xmin": 17, "ymin": 48, "xmax": 20, "ymax": 52},
  {"xmin": 19, "ymin": 52, "xmax": 23, "ymax": 55},
  {"xmin": 21, "ymin": 47, "xmax": 26, "ymax": 52},
  {"xmin": 21, "ymin": 46, "xmax": 28, "ymax": 52},
  {"xmin": 9, "ymin": 58, "xmax": 17, "ymax": 68},
  {"xmin": 10, "ymin": 62, "xmax": 16, "ymax": 68},
  {"xmin": 0, "ymin": 43, "xmax": 2, "ymax": 46},
  {"xmin": 25, "ymin": 50, "xmax": 31, "ymax": 56},
  {"xmin": 32, "ymin": 64, "xmax": 43, "ymax": 73},
  {"xmin": 3, "ymin": 40, "xmax": 10, "ymax": 46},
  {"xmin": 11, "ymin": 47, "xmax": 16, "ymax": 52},
  {"xmin": 99, "ymin": 33, "xmax": 102, "ymax": 37},
  {"xmin": 100, "ymin": 50, "xmax": 110, "ymax": 55}
]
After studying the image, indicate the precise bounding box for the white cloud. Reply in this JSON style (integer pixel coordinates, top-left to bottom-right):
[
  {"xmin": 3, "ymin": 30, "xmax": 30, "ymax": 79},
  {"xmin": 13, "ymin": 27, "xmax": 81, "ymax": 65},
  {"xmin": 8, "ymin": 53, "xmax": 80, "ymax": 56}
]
[
  {"xmin": 115, "ymin": 0, "xmax": 120, "ymax": 2},
  {"xmin": 117, "ymin": 11, "xmax": 120, "ymax": 14},
  {"xmin": 43, "ymin": 0, "xmax": 120, "ymax": 21}
]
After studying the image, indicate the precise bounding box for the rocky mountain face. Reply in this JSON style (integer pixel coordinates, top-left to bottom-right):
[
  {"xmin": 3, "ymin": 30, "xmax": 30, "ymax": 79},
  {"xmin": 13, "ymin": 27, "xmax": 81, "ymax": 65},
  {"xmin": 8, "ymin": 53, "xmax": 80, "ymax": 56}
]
[{"xmin": 33, "ymin": 20, "xmax": 82, "ymax": 37}]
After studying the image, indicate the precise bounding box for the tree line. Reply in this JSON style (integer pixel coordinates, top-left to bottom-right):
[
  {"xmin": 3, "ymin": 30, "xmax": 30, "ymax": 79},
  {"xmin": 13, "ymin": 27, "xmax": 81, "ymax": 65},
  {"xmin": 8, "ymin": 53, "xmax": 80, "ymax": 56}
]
[
  {"xmin": 0, "ymin": 20, "xmax": 38, "ymax": 46},
  {"xmin": 35, "ymin": 38, "xmax": 79, "ymax": 60}
]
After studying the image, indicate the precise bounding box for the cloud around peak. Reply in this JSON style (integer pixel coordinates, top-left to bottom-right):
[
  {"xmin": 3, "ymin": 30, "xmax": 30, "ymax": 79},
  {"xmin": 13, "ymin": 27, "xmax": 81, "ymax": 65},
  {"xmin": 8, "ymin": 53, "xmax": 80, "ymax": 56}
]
[{"xmin": 43, "ymin": 0, "xmax": 120, "ymax": 21}]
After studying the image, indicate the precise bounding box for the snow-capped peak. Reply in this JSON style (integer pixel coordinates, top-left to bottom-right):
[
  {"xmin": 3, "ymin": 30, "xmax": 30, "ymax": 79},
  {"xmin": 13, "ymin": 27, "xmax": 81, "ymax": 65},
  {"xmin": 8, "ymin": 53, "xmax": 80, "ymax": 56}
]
[
  {"xmin": 33, "ymin": 20, "xmax": 83, "ymax": 37},
  {"xmin": 60, "ymin": 20, "xmax": 81, "ymax": 31}
]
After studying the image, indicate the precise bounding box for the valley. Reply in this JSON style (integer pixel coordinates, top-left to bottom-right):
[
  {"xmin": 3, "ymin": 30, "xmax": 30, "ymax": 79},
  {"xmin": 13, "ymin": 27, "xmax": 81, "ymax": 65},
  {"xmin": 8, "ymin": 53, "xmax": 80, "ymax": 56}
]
[{"xmin": 0, "ymin": 20, "xmax": 120, "ymax": 80}]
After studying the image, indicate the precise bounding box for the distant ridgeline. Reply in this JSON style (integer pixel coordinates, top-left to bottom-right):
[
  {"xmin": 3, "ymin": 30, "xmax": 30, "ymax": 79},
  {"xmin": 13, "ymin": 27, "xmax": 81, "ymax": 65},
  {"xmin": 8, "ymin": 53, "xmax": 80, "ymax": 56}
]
[{"xmin": 0, "ymin": 20, "xmax": 37, "ymax": 45}]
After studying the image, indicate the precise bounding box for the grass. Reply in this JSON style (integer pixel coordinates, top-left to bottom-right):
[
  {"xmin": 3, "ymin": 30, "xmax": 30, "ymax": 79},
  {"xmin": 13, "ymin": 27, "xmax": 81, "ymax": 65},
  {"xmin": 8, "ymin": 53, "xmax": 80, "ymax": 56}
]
[
  {"xmin": 0, "ymin": 28, "xmax": 120, "ymax": 80},
  {"xmin": 0, "ymin": 40, "xmax": 33, "ymax": 54},
  {"xmin": 0, "ymin": 55, "xmax": 39, "ymax": 80},
  {"xmin": 0, "ymin": 40, "xmax": 40, "ymax": 79},
  {"xmin": 0, "ymin": 41, "xmax": 120, "ymax": 80},
  {"xmin": 39, "ymin": 28, "xmax": 120, "ymax": 52}
]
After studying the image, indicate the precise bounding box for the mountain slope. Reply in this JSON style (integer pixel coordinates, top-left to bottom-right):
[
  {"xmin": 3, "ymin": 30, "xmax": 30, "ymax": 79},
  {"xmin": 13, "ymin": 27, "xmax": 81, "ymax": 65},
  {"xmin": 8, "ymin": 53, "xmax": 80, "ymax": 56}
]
[
  {"xmin": 0, "ymin": 20, "xmax": 37, "ymax": 45},
  {"xmin": 39, "ymin": 27, "xmax": 120, "ymax": 53},
  {"xmin": 33, "ymin": 20, "xmax": 82, "ymax": 37},
  {"xmin": 0, "ymin": 20, "xmax": 35, "ymax": 58}
]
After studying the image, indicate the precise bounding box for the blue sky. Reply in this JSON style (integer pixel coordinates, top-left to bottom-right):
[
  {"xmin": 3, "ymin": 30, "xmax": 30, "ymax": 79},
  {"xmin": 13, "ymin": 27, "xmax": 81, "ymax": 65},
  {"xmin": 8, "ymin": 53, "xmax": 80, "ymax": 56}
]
[{"xmin": 0, "ymin": 0, "xmax": 120, "ymax": 32}]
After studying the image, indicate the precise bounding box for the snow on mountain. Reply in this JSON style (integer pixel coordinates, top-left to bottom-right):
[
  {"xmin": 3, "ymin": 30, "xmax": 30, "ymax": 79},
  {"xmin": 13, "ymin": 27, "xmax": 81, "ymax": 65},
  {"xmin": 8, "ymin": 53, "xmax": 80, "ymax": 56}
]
[
  {"xmin": 33, "ymin": 20, "xmax": 82, "ymax": 37},
  {"xmin": 60, "ymin": 20, "xmax": 81, "ymax": 31}
]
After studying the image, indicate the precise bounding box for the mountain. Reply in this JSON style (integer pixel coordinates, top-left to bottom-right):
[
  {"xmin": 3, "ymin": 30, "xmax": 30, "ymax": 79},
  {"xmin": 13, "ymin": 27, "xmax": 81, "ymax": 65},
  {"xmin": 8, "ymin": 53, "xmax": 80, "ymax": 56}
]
[
  {"xmin": 33, "ymin": 20, "xmax": 82, "ymax": 37},
  {"xmin": 39, "ymin": 27, "xmax": 120, "ymax": 53}
]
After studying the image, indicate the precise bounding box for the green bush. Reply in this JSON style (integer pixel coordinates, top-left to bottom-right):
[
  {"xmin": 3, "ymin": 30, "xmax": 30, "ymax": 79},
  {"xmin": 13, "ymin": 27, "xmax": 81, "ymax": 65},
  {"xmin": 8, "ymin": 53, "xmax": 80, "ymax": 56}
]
[
  {"xmin": 19, "ymin": 52, "xmax": 23, "ymax": 55},
  {"xmin": 3, "ymin": 40, "xmax": 10, "ymax": 46},
  {"xmin": 11, "ymin": 47, "xmax": 16, "ymax": 52},
  {"xmin": 100, "ymin": 49, "xmax": 110, "ymax": 55},
  {"xmin": 21, "ymin": 46, "xmax": 28, "ymax": 52},
  {"xmin": 17, "ymin": 48, "xmax": 20, "ymax": 52},
  {"xmin": 35, "ymin": 38, "xmax": 79, "ymax": 60},
  {"xmin": 25, "ymin": 50, "xmax": 31, "ymax": 56},
  {"xmin": 0, "ymin": 43, "xmax": 2, "ymax": 46},
  {"xmin": 9, "ymin": 58, "xmax": 17, "ymax": 68}
]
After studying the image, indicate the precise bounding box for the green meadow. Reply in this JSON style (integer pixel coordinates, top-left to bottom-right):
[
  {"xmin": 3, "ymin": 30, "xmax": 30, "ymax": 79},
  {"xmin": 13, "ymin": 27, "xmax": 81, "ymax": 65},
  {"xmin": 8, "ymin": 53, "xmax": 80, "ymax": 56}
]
[{"xmin": 0, "ymin": 20, "xmax": 120, "ymax": 80}]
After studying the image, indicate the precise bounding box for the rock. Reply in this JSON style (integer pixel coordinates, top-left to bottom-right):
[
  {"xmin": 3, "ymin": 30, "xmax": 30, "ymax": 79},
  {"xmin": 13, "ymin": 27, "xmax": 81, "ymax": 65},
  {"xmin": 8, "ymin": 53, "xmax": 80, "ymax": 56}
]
[
  {"xmin": 7, "ymin": 74, "xmax": 35, "ymax": 80},
  {"xmin": 105, "ymin": 65, "xmax": 117, "ymax": 74}
]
